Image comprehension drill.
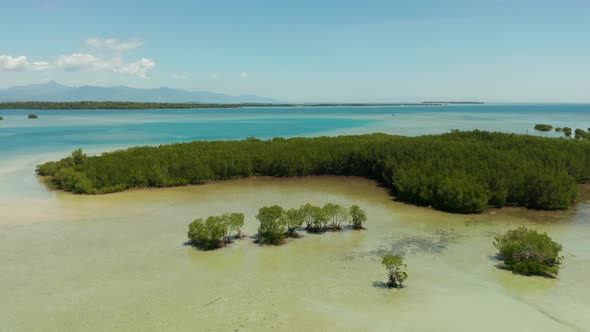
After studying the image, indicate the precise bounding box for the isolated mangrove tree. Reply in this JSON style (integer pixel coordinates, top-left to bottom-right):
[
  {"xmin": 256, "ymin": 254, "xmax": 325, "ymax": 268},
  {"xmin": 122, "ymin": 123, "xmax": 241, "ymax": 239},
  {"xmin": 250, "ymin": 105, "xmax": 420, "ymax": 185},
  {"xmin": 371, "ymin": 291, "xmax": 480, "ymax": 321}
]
[
  {"xmin": 382, "ymin": 255, "xmax": 408, "ymax": 288},
  {"xmin": 493, "ymin": 227, "xmax": 563, "ymax": 277}
]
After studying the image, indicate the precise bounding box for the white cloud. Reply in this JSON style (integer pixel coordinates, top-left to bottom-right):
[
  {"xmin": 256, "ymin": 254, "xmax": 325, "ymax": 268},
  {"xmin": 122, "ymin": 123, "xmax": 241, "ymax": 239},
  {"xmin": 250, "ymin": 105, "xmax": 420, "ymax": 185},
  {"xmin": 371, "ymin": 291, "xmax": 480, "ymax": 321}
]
[
  {"xmin": 1, "ymin": 38, "xmax": 155, "ymax": 78},
  {"xmin": 0, "ymin": 55, "xmax": 51, "ymax": 71},
  {"xmin": 0, "ymin": 55, "xmax": 29, "ymax": 71},
  {"xmin": 30, "ymin": 61, "xmax": 52, "ymax": 71},
  {"xmin": 56, "ymin": 53, "xmax": 99, "ymax": 71},
  {"xmin": 115, "ymin": 58, "xmax": 156, "ymax": 78},
  {"xmin": 55, "ymin": 54, "xmax": 155, "ymax": 78},
  {"xmin": 240, "ymin": 72, "xmax": 249, "ymax": 79},
  {"xmin": 85, "ymin": 37, "xmax": 144, "ymax": 52}
]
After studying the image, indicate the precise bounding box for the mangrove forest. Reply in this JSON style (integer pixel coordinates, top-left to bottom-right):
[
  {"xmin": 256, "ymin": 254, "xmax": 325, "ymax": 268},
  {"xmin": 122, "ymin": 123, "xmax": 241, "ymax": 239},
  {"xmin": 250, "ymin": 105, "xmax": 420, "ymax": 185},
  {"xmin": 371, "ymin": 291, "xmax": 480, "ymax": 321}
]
[{"xmin": 37, "ymin": 130, "xmax": 590, "ymax": 214}]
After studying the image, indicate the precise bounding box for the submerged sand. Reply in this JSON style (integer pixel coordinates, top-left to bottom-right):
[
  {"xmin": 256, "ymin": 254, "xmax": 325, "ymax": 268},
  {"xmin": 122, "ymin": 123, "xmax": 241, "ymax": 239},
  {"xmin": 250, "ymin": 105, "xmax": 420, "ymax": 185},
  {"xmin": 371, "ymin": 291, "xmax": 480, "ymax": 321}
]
[{"xmin": 1, "ymin": 176, "xmax": 589, "ymax": 331}]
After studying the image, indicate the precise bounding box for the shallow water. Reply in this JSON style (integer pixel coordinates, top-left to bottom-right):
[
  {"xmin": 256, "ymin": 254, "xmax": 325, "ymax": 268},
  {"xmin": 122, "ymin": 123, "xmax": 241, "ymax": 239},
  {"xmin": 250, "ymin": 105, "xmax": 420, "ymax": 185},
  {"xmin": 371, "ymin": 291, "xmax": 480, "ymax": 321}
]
[
  {"xmin": 1, "ymin": 105, "xmax": 590, "ymax": 331},
  {"xmin": 1, "ymin": 177, "xmax": 589, "ymax": 331}
]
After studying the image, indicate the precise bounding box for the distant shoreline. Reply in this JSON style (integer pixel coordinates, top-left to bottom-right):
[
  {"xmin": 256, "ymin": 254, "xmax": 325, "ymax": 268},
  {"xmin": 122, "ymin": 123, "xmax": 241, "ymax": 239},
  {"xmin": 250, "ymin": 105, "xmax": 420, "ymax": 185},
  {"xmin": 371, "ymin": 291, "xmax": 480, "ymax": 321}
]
[{"xmin": 0, "ymin": 101, "xmax": 484, "ymax": 110}]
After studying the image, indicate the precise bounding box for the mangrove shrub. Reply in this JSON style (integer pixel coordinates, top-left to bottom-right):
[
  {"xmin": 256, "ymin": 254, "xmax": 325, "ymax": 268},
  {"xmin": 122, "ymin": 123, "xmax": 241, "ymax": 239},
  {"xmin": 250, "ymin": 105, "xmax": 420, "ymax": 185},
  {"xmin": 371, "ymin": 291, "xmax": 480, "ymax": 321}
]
[
  {"xmin": 256, "ymin": 205, "xmax": 287, "ymax": 245},
  {"xmin": 221, "ymin": 212, "xmax": 245, "ymax": 240},
  {"xmin": 534, "ymin": 124, "xmax": 553, "ymax": 131},
  {"xmin": 300, "ymin": 203, "xmax": 326, "ymax": 232},
  {"xmin": 575, "ymin": 129, "xmax": 590, "ymax": 140},
  {"xmin": 188, "ymin": 216, "xmax": 226, "ymax": 250},
  {"xmin": 493, "ymin": 227, "xmax": 563, "ymax": 277},
  {"xmin": 187, "ymin": 212, "xmax": 244, "ymax": 250},
  {"xmin": 284, "ymin": 208, "xmax": 305, "ymax": 237},
  {"xmin": 382, "ymin": 255, "xmax": 408, "ymax": 288},
  {"xmin": 322, "ymin": 203, "xmax": 350, "ymax": 231},
  {"xmin": 349, "ymin": 205, "xmax": 367, "ymax": 229}
]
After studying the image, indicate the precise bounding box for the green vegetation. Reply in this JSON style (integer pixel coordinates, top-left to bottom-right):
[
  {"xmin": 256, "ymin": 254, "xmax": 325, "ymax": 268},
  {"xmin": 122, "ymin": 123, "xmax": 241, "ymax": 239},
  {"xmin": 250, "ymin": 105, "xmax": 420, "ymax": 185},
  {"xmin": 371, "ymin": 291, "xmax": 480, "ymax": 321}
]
[
  {"xmin": 223, "ymin": 212, "xmax": 245, "ymax": 239},
  {"xmin": 187, "ymin": 213, "xmax": 244, "ymax": 250},
  {"xmin": 284, "ymin": 208, "xmax": 305, "ymax": 237},
  {"xmin": 188, "ymin": 216, "xmax": 226, "ymax": 250},
  {"xmin": 191, "ymin": 203, "xmax": 367, "ymax": 250},
  {"xmin": 254, "ymin": 203, "xmax": 366, "ymax": 245},
  {"xmin": 322, "ymin": 203, "xmax": 350, "ymax": 231},
  {"xmin": 534, "ymin": 124, "xmax": 553, "ymax": 131},
  {"xmin": 493, "ymin": 227, "xmax": 563, "ymax": 277},
  {"xmin": 535, "ymin": 124, "xmax": 587, "ymax": 139},
  {"xmin": 0, "ymin": 116, "xmax": 4, "ymax": 120},
  {"xmin": 37, "ymin": 131, "xmax": 590, "ymax": 213},
  {"xmin": 300, "ymin": 203, "xmax": 325, "ymax": 233},
  {"xmin": 349, "ymin": 205, "xmax": 367, "ymax": 229},
  {"xmin": 27, "ymin": 114, "xmax": 38, "ymax": 119},
  {"xmin": 575, "ymin": 129, "xmax": 590, "ymax": 140},
  {"xmin": 256, "ymin": 205, "xmax": 287, "ymax": 245},
  {"xmin": 382, "ymin": 255, "xmax": 408, "ymax": 288}
]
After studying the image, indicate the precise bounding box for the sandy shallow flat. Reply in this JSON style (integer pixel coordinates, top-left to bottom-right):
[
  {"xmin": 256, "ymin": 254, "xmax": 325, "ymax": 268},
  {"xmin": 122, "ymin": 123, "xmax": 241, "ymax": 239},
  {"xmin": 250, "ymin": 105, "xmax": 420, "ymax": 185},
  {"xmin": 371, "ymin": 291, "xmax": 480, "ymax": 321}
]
[{"xmin": 1, "ymin": 175, "xmax": 589, "ymax": 331}]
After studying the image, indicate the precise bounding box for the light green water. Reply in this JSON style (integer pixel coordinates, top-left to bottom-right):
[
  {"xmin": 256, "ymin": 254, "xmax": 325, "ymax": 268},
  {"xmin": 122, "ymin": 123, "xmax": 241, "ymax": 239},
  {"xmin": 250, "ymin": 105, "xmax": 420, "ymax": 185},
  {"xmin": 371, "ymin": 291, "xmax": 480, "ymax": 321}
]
[{"xmin": 1, "ymin": 176, "xmax": 589, "ymax": 331}]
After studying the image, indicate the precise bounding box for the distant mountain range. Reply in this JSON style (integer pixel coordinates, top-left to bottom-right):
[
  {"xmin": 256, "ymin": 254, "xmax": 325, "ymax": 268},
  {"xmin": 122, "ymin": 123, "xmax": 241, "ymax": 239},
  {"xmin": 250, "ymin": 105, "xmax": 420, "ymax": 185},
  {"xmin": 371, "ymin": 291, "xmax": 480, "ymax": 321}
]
[{"xmin": 0, "ymin": 81, "xmax": 278, "ymax": 104}]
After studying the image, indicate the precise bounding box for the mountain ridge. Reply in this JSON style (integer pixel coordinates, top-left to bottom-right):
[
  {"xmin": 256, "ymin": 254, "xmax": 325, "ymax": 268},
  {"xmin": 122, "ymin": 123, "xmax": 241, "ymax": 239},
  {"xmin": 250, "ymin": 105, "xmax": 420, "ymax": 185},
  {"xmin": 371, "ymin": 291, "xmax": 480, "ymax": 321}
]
[{"xmin": 0, "ymin": 81, "xmax": 278, "ymax": 103}]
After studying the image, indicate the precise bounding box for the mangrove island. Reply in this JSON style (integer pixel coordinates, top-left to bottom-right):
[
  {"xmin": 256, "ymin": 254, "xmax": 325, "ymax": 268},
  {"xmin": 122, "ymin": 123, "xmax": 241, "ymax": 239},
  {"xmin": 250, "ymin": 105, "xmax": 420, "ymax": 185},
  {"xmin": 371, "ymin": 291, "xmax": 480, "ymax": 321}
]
[{"xmin": 36, "ymin": 130, "xmax": 590, "ymax": 214}]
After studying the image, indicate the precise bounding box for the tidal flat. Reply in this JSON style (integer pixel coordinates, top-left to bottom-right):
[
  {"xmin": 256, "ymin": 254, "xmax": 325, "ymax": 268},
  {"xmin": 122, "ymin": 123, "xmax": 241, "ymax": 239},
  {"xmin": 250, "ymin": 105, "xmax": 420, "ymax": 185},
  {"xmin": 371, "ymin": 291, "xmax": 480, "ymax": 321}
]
[{"xmin": 1, "ymin": 176, "xmax": 589, "ymax": 331}]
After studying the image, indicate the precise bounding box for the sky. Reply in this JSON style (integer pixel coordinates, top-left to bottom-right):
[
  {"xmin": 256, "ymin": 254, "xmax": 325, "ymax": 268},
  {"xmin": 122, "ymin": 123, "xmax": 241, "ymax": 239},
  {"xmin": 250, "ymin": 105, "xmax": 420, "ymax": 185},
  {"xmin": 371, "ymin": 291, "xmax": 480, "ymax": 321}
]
[{"xmin": 1, "ymin": 0, "xmax": 589, "ymax": 102}]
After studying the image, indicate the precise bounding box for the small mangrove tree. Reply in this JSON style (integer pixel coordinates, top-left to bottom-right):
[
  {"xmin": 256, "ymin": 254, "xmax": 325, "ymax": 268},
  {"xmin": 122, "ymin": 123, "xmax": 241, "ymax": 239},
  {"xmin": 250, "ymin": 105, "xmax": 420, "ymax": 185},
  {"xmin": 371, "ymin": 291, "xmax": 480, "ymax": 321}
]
[
  {"xmin": 187, "ymin": 212, "xmax": 244, "ymax": 250},
  {"xmin": 534, "ymin": 124, "xmax": 553, "ymax": 131},
  {"xmin": 493, "ymin": 227, "xmax": 563, "ymax": 277},
  {"xmin": 382, "ymin": 255, "xmax": 408, "ymax": 288}
]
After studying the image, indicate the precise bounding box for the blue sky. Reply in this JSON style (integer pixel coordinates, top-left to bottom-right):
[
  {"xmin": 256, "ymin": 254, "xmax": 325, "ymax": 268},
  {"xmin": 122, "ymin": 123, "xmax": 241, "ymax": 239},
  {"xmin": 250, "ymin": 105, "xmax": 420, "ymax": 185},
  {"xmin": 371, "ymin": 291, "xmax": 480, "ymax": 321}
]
[{"xmin": 1, "ymin": 0, "xmax": 589, "ymax": 102}]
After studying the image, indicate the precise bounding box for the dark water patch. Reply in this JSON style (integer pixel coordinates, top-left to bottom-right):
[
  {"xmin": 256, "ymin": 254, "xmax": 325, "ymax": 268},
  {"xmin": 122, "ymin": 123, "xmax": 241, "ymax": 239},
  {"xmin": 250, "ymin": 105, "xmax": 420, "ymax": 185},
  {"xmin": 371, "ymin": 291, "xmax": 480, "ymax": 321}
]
[
  {"xmin": 343, "ymin": 229, "xmax": 461, "ymax": 262},
  {"xmin": 374, "ymin": 229, "xmax": 460, "ymax": 256}
]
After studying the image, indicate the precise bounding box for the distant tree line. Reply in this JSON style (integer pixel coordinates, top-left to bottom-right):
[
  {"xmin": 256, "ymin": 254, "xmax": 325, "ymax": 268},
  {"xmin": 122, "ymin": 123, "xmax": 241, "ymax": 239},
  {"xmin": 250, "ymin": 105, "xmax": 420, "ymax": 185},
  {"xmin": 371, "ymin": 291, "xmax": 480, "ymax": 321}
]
[
  {"xmin": 0, "ymin": 101, "xmax": 450, "ymax": 110},
  {"xmin": 0, "ymin": 101, "xmax": 253, "ymax": 110},
  {"xmin": 0, "ymin": 114, "xmax": 37, "ymax": 119},
  {"xmin": 37, "ymin": 131, "xmax": 590, "ymax": 213}
]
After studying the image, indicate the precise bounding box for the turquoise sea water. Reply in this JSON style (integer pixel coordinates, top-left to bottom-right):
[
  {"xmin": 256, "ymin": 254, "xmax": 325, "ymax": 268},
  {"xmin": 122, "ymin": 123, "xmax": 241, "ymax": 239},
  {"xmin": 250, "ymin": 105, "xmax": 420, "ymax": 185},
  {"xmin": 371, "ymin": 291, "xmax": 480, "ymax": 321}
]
[{"xmin": 1, "ymin": 104, "xmax": 589, "ymax": 157}]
